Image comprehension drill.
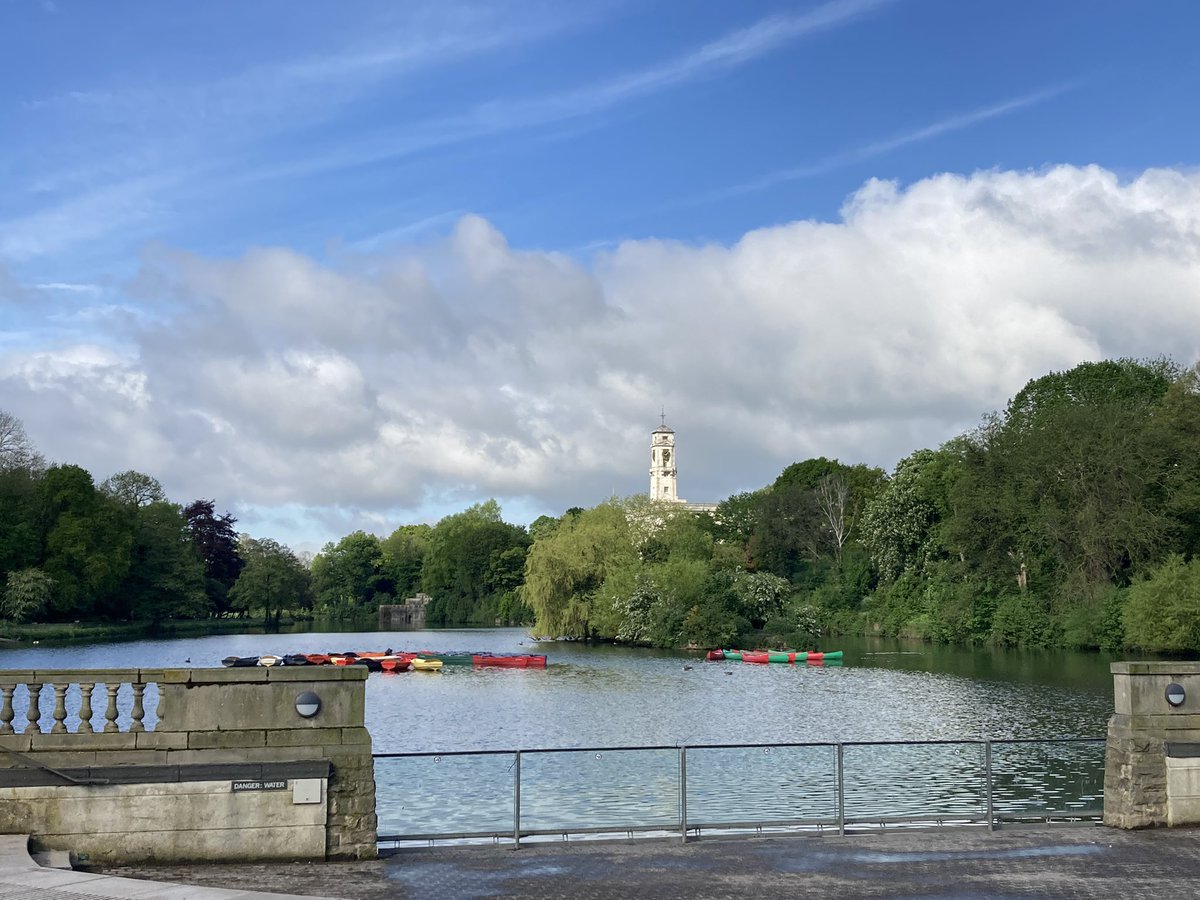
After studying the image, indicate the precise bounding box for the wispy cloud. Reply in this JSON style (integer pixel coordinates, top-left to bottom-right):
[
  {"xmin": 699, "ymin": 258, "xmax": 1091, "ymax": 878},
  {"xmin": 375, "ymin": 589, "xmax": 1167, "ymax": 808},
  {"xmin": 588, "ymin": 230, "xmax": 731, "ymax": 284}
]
[
  {"xmin": 696, "ymin": 82, "xmax": 1081, "ymax": 204},
  {"xmin": 347, "ymin": 210, "xmax": 467, "ymax": 252},
  {"xmin": 489, "ymin": 0, "xmax": 899, "ymax": 122},
  {"xmin": 238, "ymin": 0, "xmax": 901, "ymax": 186},
  {"xmin": 33, "ymin": 282, "xmax": 103, "ymax": 294}
]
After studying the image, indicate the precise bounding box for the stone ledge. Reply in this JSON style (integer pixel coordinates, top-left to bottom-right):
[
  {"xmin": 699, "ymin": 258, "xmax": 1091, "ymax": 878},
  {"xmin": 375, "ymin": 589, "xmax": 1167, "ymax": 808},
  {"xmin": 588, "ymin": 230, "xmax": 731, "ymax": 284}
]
[{"xmin": 0, "ymin": 759, "xmax": 331, "ymax": 788}]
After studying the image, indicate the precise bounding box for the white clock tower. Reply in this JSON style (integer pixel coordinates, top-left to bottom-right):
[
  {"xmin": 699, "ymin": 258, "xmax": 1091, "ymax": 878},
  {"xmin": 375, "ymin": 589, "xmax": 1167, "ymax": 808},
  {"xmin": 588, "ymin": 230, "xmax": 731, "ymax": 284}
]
[{"xmin": 649, "ymin": 413, "xmax": 680, "ymax": 503}]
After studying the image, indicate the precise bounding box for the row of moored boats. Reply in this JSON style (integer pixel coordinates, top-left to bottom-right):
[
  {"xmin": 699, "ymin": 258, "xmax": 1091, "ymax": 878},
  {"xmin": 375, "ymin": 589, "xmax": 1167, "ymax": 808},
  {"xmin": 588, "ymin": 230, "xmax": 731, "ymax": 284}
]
[
  {"xmin": 705, "ymin": 649, "xmax": 844, "ymax": 665},
  {"xmin": 221, "ymin": 650, "xmax": 548, "ymax": 672}
]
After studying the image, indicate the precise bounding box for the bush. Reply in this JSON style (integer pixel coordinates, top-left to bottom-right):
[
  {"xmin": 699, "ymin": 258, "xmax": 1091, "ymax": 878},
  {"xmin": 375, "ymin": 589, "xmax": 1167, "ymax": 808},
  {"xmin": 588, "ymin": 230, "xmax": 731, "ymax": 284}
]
[
  {"xmin": 1124, "ymin": 554, "xmax": 1200, "ymax": 651},
  {"xmin": 990, "ymin": 592, "xmax": 1054, "ymax": 647}
]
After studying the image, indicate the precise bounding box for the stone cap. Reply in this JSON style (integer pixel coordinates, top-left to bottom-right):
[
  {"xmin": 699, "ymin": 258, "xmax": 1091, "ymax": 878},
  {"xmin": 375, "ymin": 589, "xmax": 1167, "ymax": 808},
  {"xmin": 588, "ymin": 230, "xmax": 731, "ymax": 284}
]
[{"xmin": 1112, "ymin": 661, "xmax": 1200, "ymax": 676}]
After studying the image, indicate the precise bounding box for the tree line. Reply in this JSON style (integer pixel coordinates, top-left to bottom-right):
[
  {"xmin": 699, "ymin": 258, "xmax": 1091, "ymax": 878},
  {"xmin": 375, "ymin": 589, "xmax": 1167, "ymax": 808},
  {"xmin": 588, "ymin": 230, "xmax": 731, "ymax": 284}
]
[
  {"xmin": 519, "ymin": 358, "xmax": 1200, "ymax": 653},
  {"xmin": 4, "ymin": 356, "xmax": 1199, "ymax": 651},
  {"xmin": 0, "ymin": 412, "xmax": 532, "ymax": 629}
]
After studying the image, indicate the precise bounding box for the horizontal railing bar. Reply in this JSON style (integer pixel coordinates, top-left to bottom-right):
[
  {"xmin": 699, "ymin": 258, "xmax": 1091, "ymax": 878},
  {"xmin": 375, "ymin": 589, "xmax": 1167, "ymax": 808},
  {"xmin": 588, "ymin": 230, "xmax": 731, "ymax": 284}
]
[
  {"xmin": 995, "ymin": 808, "xmax": 1103, "ymax": 819},
  {"xmin": 373, "ymin": 737, "xmax": 1106, "ymax": 759},
  {"xmin": 379, "ymin": 829, "xmax": 513, "ymax": 842},
  {"xmin": 688, "ymin": 817, "xmax": 840, "ymax": 831},
  {"xmin": 373, "ymin": 749, "xmax": 518, "ymax": 759},
  {"xmin": 519, "ymin": 824, "xmax": 676, "ymax": 837},
  {"xmin": 0, "ymin": 671, "xmax": 172, "ymax": 683},
  {"xmin": 986, "ymin": 738, "xmax": 1106, "ymax": 745}
]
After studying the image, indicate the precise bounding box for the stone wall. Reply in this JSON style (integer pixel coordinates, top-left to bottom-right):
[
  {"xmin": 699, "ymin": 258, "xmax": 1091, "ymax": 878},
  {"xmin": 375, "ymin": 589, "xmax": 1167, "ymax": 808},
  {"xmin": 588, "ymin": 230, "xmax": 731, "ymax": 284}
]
[
  {"xmin": 378, "ymin": 592, "xmax": 431, "ymax": 630},
  {"xmin": 1105, "ymin": 661, "xmax": 1200, "ymax": 829},
  {"xmin": 0, "ymin": 666, "xmax": 376, "ymax": 864}
]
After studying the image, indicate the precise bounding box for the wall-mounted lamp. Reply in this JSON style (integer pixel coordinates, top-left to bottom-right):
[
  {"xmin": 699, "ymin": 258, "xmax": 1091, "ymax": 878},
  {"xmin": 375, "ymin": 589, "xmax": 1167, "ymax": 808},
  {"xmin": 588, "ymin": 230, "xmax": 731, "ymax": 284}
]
[
  {"xmin": 296, "ymin": 691, "xmax": 322, "ymax": 718},
  {"xmin": 1166, "ymin": 683, "xmax": 1186, "ymax": 708}
]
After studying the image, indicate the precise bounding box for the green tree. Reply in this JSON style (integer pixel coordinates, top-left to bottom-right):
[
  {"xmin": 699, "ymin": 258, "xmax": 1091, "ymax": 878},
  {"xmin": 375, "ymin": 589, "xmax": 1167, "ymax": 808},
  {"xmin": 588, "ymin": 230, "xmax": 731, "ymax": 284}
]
[
  {"xmin": 522, "ymin": 500, "xmax": 636, "ymax": 639},
  {"xmin": 119, "ymin": 502, "xmax": 207, "ymax": 624},
  {"xmin": 230, "ymin": 537, "xmax": 312, "ymax": 626},
  {"xmin": 310, "ymin": 531, "xmax": 387, "ymax": 615},
  {"xmin": 99, "ymin": 470, "xmax": 167, "ymax": 508},
  {"xmin": 380, "ymin": 524, "xmax": 432, "ymax": 600},
  {"xmin": 1123, "ymin": 554, "xmax": 1200, "ymax": 651},
  {"xmin": 0, "ymin": 465, "xmax": 41, "ymax": 584},
  {"xmin": 421, "ymin": 501, "xmax": 530, "ymax": 626},
  {"xmin": 2, "ymin": 568, "xmax": 54, "ymax": 622},
  {"xmin": 39, "ymin": 465, "xmax": 133, "ymax": 619}
]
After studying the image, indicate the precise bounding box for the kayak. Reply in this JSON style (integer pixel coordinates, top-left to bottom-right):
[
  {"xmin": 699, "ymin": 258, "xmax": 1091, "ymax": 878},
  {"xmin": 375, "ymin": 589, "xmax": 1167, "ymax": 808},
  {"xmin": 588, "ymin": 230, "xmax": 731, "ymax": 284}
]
[
  {"xmin": 221, "ymin": 656, "xmax": 260, "ymax": 667},
  {"xmin": 711, "ymin": 649, "xmax": 845, "ymax": 664},
  {"xmin": 410, "ymin": 657, "xmax": 443, "ymax": 671},
  {"xmin": 471, "ymin": 654, "xmax": 548, "ymax": 668}
]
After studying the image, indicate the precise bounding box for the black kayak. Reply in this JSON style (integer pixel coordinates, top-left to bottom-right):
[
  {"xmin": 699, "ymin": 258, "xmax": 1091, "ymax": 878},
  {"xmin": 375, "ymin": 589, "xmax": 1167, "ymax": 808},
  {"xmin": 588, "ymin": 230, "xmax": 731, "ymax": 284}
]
[{"xmin": 221, "ymin": 655, "xmax": 260, "ymax": 667}]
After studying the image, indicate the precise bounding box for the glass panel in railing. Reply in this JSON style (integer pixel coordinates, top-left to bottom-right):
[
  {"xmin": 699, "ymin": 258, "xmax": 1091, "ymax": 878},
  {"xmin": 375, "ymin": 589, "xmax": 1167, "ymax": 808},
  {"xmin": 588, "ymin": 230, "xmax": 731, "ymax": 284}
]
[
  {"xmin": 686, "ymin": 744, "xmax": 837, "ymax": 830},
  {"xmin": 842, "ymin": 742, "xmax": 986, "ymax": 824},
  {"xmin": 374, "ymin": 752, "xmax": 516, "ymax": 840},
  {"xmin": 519, "ymin": 748, "xmax": 679, "ymax": 834},
  {"xmin": 990, "ymin": 740, "xmax": 1105, "ymax": 821}
]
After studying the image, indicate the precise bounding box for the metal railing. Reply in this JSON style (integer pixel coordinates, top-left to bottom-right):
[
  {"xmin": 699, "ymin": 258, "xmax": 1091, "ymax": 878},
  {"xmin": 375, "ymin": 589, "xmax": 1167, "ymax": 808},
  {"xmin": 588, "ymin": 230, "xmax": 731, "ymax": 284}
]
[{"xmin": 374, "ymin": 737, "xmax": 1105, "ymax": 847}]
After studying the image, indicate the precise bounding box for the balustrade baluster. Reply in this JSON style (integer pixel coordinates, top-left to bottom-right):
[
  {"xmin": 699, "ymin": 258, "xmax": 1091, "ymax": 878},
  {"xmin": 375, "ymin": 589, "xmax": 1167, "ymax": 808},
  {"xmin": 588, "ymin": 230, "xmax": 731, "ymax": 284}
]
[
  {"xmin": 50, "ymin": 684, "xmax": 68, "ymax": 734},
  {"xmin": 103, "ymin": 683, "xmax": 120, "ymax": 733},
  {"xmin": 77, "ymin": 683, "xmax": 96, "ymax": 734},
  {"xmin": 0, "ymin": 685, "xmax": 14, "ymax": 735},
  {"xmin": 24, "ymin": 683, "xmax": 43, "ymax": 735},
  {"xmin": 130, "ymin": 683, "xmax": 146, "ymax": 732}
]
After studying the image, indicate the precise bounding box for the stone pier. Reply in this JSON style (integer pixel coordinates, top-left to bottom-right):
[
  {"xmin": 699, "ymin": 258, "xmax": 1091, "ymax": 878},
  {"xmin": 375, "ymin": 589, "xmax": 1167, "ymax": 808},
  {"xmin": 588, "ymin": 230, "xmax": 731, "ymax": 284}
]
[
  {"xmin": 0, "ymin": 666, "xmax": 376, "ymax": 864},
  {"xmin": 1105, "ymin": 661, "xmax": 1200, "ymax": 828}
]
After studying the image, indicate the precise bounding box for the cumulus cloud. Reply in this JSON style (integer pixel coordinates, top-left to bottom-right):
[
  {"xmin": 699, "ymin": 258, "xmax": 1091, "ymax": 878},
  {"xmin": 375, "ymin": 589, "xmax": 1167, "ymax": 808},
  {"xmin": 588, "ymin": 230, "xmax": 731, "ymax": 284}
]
[{"xmin": 3, "ymin": 164, "xmax": 1199, "ymax": 547}]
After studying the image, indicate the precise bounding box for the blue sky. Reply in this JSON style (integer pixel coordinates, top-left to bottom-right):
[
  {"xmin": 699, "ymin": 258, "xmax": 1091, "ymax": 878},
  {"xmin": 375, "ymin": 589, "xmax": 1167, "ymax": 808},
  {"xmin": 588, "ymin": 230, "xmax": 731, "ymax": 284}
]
[{"xmin": 3, "ymin": 0, "xmax": 1200, "ymax": 551}]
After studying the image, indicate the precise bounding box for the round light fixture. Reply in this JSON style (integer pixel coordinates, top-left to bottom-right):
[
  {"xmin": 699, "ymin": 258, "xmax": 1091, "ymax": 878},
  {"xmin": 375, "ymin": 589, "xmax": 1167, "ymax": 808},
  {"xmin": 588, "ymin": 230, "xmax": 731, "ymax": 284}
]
[
  {"xmin": 295, "ymin": 691, "xmax": 322, "ymax": 718},
  {"xmin": 1166, "ymin": 683, "xmax": 1186, "ymax": 708}
]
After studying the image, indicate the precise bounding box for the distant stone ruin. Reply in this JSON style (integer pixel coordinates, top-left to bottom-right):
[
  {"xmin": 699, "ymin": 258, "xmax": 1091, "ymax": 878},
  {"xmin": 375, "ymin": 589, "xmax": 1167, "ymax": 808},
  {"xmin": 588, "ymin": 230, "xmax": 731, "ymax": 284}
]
[{"xmin": 378, "ymin": 593, "xmax": 431, "ymax": 630}]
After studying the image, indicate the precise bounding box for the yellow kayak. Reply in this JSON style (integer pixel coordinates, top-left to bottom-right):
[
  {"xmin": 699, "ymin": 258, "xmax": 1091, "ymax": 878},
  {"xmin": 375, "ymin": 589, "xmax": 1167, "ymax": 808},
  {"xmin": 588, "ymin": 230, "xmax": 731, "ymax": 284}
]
[{"xmin": 410, "ymin": 657, "xmax": 443, "ymax": 671}]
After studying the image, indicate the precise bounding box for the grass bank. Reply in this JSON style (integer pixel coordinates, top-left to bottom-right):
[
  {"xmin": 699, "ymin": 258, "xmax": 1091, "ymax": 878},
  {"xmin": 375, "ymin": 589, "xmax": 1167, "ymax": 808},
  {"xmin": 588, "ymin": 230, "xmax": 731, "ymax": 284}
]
[{"xmin": 0, "ymin": 616, "xmax": 307, "ymax": 647}]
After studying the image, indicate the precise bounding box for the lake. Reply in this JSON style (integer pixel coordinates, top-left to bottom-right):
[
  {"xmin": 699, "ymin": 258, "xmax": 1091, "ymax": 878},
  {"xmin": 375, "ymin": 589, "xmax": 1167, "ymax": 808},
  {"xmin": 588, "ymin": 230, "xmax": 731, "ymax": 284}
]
[{"xmin": 0, "ymin": 627, "xmax": 1117, "ymax": 750}]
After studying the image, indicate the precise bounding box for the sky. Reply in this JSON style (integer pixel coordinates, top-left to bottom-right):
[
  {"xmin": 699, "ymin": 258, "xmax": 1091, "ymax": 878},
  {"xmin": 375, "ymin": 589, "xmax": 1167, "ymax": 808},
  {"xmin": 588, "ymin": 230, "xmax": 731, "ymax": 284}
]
[{"xmin": 2, "ymin": 0, "xmax": 1200, "ymax": 553}]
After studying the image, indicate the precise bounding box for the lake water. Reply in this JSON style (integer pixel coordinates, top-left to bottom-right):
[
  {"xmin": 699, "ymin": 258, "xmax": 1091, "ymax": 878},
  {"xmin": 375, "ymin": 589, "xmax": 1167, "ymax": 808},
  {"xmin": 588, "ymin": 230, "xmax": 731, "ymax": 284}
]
[
  {"xmin": 0, "ymin": 627, "xmax": 1117, "ymax": 751},
  {"xmin": 0, "ymin": 628, "xmax": 1118, "ymax": 838}
]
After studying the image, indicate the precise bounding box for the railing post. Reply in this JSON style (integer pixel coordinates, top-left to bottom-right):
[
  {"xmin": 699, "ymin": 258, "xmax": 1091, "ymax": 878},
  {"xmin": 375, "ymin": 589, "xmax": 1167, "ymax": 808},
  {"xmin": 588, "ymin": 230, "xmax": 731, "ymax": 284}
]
[
  {"xmin": 679, "ymin": 746, "xmax": 688, "ymax": 844},
  {"xmin": 130, "ymin": 682, "xmax": 146, "ymax": 732},
  {"xmin": 103, "ymin": 683, "xmax": 120, "ymax": 733},
  {"xmin": 24, "ymin": 682, "xmax": 43, "ymax": 735},
  {"xmin": 50, "ymin": 684, "xmax": 68, "ymax": 734},
  {"xmin": 985, "ymin": 740, "xmax": 994, "ymax": 832},
  {"xmin": 0, "ymin": 685, "xmax": 15, "ymax": 735},
  {"xmin": 77, "ymin": 683, "xmax": 95, "ymax": 734},
  {"xmin": 513, "ymin": 750, "xmax": 522, "ymax": 849},
  {"xmin": 837, "ymin": 743, "xmax": 845, "ymax": 836}
]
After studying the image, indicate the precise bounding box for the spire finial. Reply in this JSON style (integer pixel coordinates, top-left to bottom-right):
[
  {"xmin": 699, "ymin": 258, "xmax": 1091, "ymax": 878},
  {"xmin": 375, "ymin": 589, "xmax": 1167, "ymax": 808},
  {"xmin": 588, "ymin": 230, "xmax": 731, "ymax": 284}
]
[{"xmin": 660, "ymin": 406, "xmax": 666, "ymax": 427}]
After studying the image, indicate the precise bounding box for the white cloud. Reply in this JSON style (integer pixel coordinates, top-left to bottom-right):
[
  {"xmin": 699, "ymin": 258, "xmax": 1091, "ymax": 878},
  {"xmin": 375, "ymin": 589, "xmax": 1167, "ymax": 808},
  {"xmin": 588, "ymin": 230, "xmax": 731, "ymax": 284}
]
[{"xmin": 3, "ymin": 164, "xmax": 1199, "ymax": 546}]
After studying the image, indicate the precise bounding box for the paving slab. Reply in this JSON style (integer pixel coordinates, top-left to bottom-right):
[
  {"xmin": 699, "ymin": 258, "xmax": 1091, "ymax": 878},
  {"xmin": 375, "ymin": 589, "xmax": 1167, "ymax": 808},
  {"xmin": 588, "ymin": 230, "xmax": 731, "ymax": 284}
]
[
  {"xmin": 96, "ymin": 824, "xmax": 1200, "ymax": 899},
  {"xmin": 0, "ymin": 834, "xmax": 341, "ymax": 900}
]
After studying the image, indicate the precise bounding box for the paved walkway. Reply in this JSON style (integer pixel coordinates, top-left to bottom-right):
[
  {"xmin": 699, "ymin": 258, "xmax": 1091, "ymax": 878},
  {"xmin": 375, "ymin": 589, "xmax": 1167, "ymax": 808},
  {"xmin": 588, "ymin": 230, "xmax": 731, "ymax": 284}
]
[
  {"xmin": 90, "ymin": 825, "xmax": 1200, "ymax": 899},
  {"xmin": 0, "ymin": 835, "xmax": 337, "ymax": 900}
]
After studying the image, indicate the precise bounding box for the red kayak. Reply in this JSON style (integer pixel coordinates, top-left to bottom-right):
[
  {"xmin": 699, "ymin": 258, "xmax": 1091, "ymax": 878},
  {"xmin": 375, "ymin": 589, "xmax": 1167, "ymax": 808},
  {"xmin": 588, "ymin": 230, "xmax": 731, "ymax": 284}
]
[{"xmin": 471, "ymin": 654, "xmax": 547, "ymax": 668}]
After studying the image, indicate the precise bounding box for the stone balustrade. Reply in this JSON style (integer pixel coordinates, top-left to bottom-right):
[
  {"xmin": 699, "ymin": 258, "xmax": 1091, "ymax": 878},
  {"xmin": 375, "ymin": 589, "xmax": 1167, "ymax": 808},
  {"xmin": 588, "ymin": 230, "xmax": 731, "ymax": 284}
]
[
  {"xmin": 0, "ymin": 666, "xmax": 376, "ymax": 863},
  {"xmin": 0, "ymin": 670, "xmax": 164, "ymax": 736}
]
